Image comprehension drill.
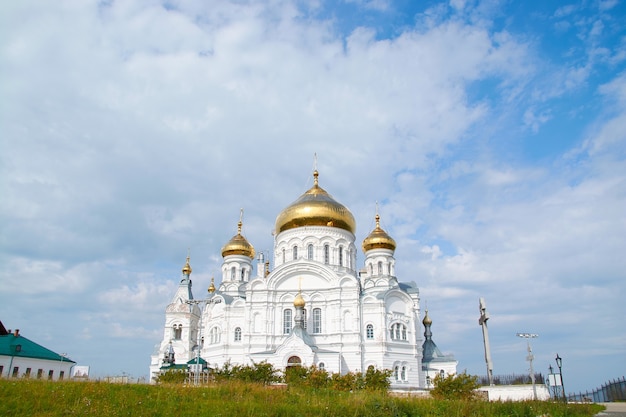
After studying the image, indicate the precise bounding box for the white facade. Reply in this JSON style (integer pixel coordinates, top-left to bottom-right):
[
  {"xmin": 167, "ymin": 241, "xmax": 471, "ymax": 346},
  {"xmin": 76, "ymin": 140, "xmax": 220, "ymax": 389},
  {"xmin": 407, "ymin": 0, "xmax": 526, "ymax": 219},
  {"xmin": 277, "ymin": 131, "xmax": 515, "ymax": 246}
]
[{"xmin": 150, "ymin": 171, "xmax": 456, "ymax": 388}]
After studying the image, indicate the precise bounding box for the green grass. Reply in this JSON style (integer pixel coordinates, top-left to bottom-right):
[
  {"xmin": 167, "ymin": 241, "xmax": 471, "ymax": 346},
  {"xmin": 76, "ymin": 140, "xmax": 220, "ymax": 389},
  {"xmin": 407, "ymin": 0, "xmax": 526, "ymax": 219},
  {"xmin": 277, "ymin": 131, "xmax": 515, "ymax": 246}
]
[{"xmin": 0, "ymin": 379, "xmax": 604, "ymax": 417}]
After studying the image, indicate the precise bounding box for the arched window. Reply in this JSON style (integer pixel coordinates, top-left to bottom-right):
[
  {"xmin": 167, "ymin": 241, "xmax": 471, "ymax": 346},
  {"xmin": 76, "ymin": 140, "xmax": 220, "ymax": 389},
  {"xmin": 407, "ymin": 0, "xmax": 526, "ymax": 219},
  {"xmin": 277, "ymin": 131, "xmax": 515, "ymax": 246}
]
[
  {"xmin": 390, "ymin": 323, "xmax": 407, "ymax": 340},
  {"xmin": 338, "ymin": 246, "xmax": 343, "ymax": 266},
  {"xmin": 378, "ymin": 261, "xmax": 383, "ymax": 275},
  {"xmin": 292, "ymin": 246, "xmax": 298, "ymax": 260},
  {"xmin": 369, "ymin": 264, "xmax": 373, "ymax": 275},
  {"xmin": 234, "ymin": 327, "xmax": 242, "ymax": 342},
  {"xmin": 366, "ymin": 324, "xmax": 374, "ymax": 339},
  {"xmin": 313, "ymin": 308, "xmax": 322, "ymax": 334},
  {"xmin": 324, "ymin": 244, "xmax": 329, "ymax": 264},
  {"xmin": 231, "ymin": 266, "xmax": 236, "ymax": 280},
  {"xmin": 241, "ymin": 268, "xmax": 245, "ymax": 281},
  {"xmin": 318, "ymin": 362, "xmax": 325, "ymax": 370},
  {"xmin": 440, "ymin": 370, "xmax": 445, "ymax": 378},
  {"xmin": 282, "ymin": 248, "xmax": 286, "ymax": 264},
  {"xmin": 307, "ymin": 244, "xmax": 314, "ymax": 260},
  {"xmin": 173, "ymin": 324, "xmax": 182, "ymax": 340},
  {"xmin": 210, "ymin": 327, "xmax": 220, "ymax": 344},
  {"xmin": 302, "ymin": 308, "xmax": 307, "ymax": 329},
  {"xmin": 394, "ymin": 366, "xmax": 399, "ymax": 381},
  {"xmin": 283, "ymin": 309, "xmax": 292, "ymax": 334},
  {"xmin": 401, "ymin": 366, "xmax": 406, "ymax": 381}
]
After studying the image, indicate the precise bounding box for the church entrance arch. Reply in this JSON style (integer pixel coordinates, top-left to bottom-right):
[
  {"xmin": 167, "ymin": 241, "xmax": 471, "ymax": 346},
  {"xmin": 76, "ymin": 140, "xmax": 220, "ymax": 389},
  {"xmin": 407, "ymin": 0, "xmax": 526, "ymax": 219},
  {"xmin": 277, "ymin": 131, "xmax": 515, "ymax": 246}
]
[{"xmin": 287, "ymin": 356, "xmax": 302, "ymax": 367}]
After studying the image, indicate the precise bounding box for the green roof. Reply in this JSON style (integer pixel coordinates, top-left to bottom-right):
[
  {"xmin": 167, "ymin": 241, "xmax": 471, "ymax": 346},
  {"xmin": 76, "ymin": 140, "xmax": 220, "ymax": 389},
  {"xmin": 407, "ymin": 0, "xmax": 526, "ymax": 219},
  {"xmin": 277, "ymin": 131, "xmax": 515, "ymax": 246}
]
[{"xmin": 0, "ymin": 334, "xmax": 76, "ymax": 363}]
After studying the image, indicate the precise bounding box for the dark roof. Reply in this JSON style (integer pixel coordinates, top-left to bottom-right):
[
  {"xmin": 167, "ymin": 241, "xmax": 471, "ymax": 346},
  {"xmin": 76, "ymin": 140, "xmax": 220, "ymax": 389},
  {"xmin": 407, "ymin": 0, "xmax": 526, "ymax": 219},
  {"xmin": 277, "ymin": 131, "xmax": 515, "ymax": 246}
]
[{"xmin": 0, "ymin": 334, "xmax": 76, "ymax": 363}]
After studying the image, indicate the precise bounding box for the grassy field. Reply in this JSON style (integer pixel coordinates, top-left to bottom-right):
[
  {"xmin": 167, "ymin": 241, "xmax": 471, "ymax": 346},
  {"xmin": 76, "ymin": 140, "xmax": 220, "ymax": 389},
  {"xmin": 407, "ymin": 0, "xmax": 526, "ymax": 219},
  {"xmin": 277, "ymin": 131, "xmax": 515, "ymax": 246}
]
[{"xmin": 0, "ymin": 379, "xmax": 604, "ymax": 417}]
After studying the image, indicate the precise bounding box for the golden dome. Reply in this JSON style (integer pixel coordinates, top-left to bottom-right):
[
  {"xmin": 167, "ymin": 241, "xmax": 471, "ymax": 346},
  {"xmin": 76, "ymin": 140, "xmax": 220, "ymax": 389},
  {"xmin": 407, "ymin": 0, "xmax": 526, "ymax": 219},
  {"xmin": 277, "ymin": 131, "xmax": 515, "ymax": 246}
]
[
  {"xmin": 362, "ymin": 214, "xmax": 396, "ymax": 252},
  {"xmin": 208, "ymin": 277, "xmax": 216, "ymax": 293},
  {"xmin": 422, "ymin": 310, "xmax": 432, "ymax": 326},
  {"xmin": 221, "ymin": 220, "xmax": 255, "ymax": 259},
  {"xmin": 294, "ymin": 292, "xmax": 306, "ymax": 308},
  {"xmin": 275, "ymin": 170, "xmax": 356, "ymax": 235},
  {"xmin": 182, "ymin": 256, "xmax": 192, "ymax": 275}
]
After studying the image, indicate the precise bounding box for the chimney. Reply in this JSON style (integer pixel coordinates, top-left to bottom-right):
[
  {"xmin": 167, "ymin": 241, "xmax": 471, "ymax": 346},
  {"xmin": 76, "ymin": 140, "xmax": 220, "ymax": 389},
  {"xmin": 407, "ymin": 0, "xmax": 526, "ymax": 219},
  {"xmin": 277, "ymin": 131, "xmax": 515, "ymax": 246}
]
[{"xmin": 14, "ymin": 329, "xmax": 19, "ymax": 336}]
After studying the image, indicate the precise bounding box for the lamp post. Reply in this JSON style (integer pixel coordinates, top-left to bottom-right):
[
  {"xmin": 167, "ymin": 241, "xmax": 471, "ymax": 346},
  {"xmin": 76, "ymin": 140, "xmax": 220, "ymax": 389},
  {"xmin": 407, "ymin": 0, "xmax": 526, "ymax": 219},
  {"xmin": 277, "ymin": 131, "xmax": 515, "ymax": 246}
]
[
  {"xmin": 58, "ymin": 353, "xmax": 68, "ymax": 380},
  {"xmin": 516, "ymin": 333, "xmax": 538, "ymax": 400},
  {"xmin": 186, "ymin": 283, "xmax": 218, "ymax": 386},
  {"xmin": 555, "ymin": 353, "xmax": 566, "ymax": 402}
]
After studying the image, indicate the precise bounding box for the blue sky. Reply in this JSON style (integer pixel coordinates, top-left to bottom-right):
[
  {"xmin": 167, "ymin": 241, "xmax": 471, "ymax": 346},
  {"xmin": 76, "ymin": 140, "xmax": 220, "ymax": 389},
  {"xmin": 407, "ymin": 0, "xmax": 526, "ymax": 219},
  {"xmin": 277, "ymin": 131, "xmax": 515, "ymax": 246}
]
[{"xmin": 1, "ymin": 0, "xmax": 625, "ymax": 392}]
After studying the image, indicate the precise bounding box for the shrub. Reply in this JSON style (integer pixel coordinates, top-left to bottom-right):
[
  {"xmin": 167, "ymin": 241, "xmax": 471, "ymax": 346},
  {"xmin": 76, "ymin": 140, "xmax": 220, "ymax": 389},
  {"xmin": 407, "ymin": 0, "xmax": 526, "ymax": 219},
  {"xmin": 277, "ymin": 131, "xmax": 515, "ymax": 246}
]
[
  {"xmin": 431, "ymin": 371, "xmax": 480, "ymax": 400},
  {"xmin": 155, "ymin": 369, "xmax": 187, "ymax": 384},
  {"xmin": 364, "ymin": 366, "xmax": 392, "ymax": 391}
]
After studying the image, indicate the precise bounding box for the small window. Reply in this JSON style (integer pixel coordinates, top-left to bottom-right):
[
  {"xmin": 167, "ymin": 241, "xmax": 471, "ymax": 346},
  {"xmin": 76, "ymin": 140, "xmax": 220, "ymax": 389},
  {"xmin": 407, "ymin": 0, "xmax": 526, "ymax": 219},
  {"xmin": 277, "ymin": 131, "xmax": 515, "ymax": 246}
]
[
  {"xmin": 307, "ymin": 244, "xmax": 314, "ymax": 260},
  {"xmin": 282, "ymin": 248, "xmax": 286, "ymax": 263},
  {"xmin": 378, "ymin": 261, "xmax": 383, "ymax": 275},
  {"xmin": 319, "ymin": 362, "xmax": 325, "ymax": 370},
  {"xmin": 48, "ymin": 370, "xmax": 54, "ymax": 380},
  {"xmin": 234, "ymin": 327, "xmax": 242, "ymax": 342},
  {"xmin": 338, "ymin": 246, "xmax": 343, "ymax": 266},
  {"xmin": 440, "ymin": 370, "xmax": 445, "ymax": 378},
  {"xmin": 303, "ymin": 308, "xmax": 307, "ymax": 329},
  {"xmin": 394, "ymin": 366, "xmax": 399, "ymax": 381},
  {"xmin": 324, "ymin": 244, "xmax": 329, "ymax": 264},
  {"xmin": 25, "ymin": 368, "xmax": 32, "ymax": 378},
  {"xmin": 293, "ymin": 246, "xmax": 298, "ymax": 260},
  {"xmin": 12, "ymin": 367, "xmax": 19, "ymax": 378},
  {"xmin": 313, "ymin": 308, "xmax": 322, "ymax": 334},
  {"xmin": 369, "ymin": 264, "xmax": 373, "ymax": 275},
  {"xmin": 283, "ymin": 309, "xmax": 292, "ymax": 334},
  {"xmin": 37, "ymin": 369, "xmax": 43, "ymax": 379},
  {"xmin": 241, "ymin": 268, "xmax": 245, "ymax": 280},
  {"xmin": 231, "ymin": 266, "xmax": 236, "ymax": 280},
  {"xmin": 401, "ymin": 366, "xmax": 406, "ymax": 381},
  {"xmin": 173, "ymin": 324, "xmax": 182, "ymax": 340},
  {"xmin": 366, "ymin": 324, "xmax": 374, "ymax": 339},
  {"xmin": 60, "ymin": 371, "xmax": 65, "ymax": 380}
]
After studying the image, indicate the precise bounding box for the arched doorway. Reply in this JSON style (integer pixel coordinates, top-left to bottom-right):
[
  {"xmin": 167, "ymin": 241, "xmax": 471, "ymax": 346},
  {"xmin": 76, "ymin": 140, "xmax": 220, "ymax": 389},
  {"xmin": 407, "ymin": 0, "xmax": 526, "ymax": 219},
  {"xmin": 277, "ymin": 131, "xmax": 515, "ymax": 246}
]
[{"xmin": 287, "ymin": 356, "xmax": 302, "ymax": 367}]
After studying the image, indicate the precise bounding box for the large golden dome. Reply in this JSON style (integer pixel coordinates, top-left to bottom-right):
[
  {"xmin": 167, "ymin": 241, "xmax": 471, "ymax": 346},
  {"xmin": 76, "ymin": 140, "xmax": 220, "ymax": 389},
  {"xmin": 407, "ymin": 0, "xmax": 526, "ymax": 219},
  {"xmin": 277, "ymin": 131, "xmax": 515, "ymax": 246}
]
[
  {"xmin": 275, "ymin": 170, "xmax": 356, "ymax": 235},
  {"xmin": 221, "ymin": 220, "xmax": 255, "ymax": 259},
  {"xmin": 362, "ymin": 214, "xmax": 396, "ymax": 252}
]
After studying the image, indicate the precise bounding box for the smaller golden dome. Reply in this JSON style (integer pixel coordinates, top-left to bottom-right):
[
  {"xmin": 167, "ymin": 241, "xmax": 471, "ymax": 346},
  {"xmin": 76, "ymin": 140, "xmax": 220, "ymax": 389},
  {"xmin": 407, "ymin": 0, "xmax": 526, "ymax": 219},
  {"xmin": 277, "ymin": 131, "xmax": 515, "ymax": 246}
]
[
  {"xmin": 221, "ymin": 220, "xmax": 255, "ymax": 259},
  {"xmin": 422, "ymin": 310, "xmax": 432, "ymax": 326},
  {"xmin": 208, "ymin": 277, "xmax": 216, "ymax": 293},
  {"xmin": 182, "ymin": 256, "xmax": 192, "ymax": 275},
  {"xmin": 362, "ymin": 214, "xmax": 396, "ymax": 252},
  {"xmin": 294, "ymin": 292, "xmax": 306, "ymax": 308}
]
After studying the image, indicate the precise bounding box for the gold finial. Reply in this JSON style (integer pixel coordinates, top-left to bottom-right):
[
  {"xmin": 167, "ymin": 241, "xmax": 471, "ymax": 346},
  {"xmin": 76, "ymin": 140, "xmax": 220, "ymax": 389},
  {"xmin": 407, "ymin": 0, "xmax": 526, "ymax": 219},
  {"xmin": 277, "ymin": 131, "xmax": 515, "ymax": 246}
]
[
  {"xmin": 294, "ymin": 277, "xmax": 305, "ymax": 307},
  {"xmin": 313, "ymin": 170, "xmax": 319, "ymax": 187},
  {"xmin": 208, "ymin": 276, "xmax": 215, "ymax": 293},
  {"xmin": 182, "ymin": 253, "xmax": 192, "ymax": 275},
  {"xmin": 237, "ymin": 208, "xmax": 244, "ymax": 234}
]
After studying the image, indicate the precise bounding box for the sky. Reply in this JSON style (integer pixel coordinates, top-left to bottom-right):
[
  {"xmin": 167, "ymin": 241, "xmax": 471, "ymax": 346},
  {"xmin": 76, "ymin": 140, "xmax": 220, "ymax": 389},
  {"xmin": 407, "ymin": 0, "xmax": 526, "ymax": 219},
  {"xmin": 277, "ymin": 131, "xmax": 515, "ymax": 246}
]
[{"xmin": 1, "ymin": 0, "xmax": 625, "ymax": 392}]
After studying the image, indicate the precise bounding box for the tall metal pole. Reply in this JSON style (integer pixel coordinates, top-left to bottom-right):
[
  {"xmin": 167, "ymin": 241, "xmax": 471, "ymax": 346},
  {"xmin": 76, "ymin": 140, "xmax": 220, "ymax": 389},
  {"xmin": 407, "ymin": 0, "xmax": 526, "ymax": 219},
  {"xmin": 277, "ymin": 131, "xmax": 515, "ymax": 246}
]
[
  {"xmin": 556, "ymin": 354, "xmax": 566, "ymax": 402},
  {"xmin": 479, "ymin": 298, "xmax": 494, "ymax": 385},
  {"xmin": 516, "ymin": 333, "xmax": 538, "ymax": 400}
]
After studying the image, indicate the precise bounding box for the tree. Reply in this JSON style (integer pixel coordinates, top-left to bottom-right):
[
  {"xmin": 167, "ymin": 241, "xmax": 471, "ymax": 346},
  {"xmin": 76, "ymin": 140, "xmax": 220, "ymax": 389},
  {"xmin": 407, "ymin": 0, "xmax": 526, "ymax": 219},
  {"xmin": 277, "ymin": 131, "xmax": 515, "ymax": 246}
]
[{"xmin": 430, "ymin": 371, "xmax": 480, "ymax": 400}]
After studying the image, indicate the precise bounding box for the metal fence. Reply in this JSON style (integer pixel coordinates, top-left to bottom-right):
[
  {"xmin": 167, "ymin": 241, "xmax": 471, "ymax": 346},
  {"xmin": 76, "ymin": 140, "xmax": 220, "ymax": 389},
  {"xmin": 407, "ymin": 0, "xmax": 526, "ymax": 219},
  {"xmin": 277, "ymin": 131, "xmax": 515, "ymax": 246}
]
[
  {"xmin": 567, "ymin": 376, "xmax": 626, "ymax": 403},
  {"xmin": 478, "ymin": 373, "xmax": 545, "ymax": 386}
]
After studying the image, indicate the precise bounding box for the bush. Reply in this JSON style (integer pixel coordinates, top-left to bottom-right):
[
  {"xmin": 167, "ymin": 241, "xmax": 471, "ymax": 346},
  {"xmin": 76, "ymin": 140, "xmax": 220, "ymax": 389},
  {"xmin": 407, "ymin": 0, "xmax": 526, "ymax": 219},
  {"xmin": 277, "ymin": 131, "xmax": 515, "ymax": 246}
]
[
  {"xmin": 431, "ymin": 371, "xmax": 480, "ymax": 400},
  {"xmin": 364, "ymin": 366, "xmax": 392, "ymax": 391},
  {"xmin": 155, "ymin": 369, "xmax": 187, "ymax": 384}
]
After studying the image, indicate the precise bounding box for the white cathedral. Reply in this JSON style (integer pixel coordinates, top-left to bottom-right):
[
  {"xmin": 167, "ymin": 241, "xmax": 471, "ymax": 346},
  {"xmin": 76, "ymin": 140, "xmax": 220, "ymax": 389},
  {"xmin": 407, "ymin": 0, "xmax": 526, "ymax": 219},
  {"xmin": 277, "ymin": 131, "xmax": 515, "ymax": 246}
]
[{"xmin": 150, "ymin": 169, "xmax": 457, "ymax": 389}]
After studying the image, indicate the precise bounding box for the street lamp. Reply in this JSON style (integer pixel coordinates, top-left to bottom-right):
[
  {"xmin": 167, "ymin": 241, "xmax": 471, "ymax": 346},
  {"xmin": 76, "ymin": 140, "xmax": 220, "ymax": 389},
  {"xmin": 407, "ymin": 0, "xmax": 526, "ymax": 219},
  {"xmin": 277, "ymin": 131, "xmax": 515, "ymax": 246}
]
[
  {"xmin": 555, "ymin": 353, "xmax": 566, "ymax": 402},
  {"xmin": 516, "ymin": 333, "xmax": 538, "ymax": 400}
]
